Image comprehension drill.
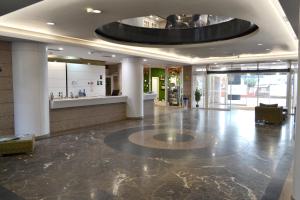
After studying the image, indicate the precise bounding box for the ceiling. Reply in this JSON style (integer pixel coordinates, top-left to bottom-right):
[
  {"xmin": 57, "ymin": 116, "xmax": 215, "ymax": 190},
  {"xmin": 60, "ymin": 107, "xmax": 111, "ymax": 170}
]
[
  {"xmin": 0, "ymin": 0, "xmax": 42, "ymax": 16},
  {"xmin": 47, "ymin": 44, "xmax": 184, "ymax": 66},
  {"xmin": 279, "ymin": 0, "xmax": 299, "ymax": 37},
  {"xmin": 0, "ymin": 0, "xmax": 298, "ymax": 65}
]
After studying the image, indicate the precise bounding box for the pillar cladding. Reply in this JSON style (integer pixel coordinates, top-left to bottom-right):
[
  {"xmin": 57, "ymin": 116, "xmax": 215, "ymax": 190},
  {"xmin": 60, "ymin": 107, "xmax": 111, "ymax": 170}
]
[
  {"xmin": 121, "ymin": 57, "xmax": 144, "ymax": 118},
  {"xmin": 293, "ymin": 17, "xmax": 300, "ymax": 199},
  {"xmin": 12, "ymin": 42, "xmax": 49, "ymax": 136}
]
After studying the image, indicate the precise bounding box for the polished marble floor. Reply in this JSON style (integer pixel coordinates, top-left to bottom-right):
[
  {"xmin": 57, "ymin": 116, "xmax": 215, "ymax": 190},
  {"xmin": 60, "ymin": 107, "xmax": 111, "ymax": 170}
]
[{"xmin": 0, "ymin": 107, "xmax": 294, "ymax": 200}]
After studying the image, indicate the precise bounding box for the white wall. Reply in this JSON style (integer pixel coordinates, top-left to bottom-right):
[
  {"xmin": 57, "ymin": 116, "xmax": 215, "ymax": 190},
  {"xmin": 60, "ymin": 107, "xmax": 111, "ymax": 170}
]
[
  {"xmin": 67, "ymin": 63, "xmax": 106, "ymax": 97},
  {"xmin": 48, "ymin": 62, "xmax": 66, "ymax": 98}
]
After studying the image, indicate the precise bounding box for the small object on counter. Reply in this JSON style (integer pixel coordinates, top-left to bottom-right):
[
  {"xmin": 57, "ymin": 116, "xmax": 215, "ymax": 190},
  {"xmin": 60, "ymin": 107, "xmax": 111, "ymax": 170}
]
[
  {"xmin": 50, "ymin": 92, "xmax": 54, "ymax": 100},
  {"xmin": 78, "ymin": 90, "xmax": 82, "ymax": 97},
  {"xmin": 83, "ymin": 89, "xmax": 86, "ymax": 97},
  {"xmin": 59, "ymin": 92, "xmax": 64, "ymax": 99},
  {"xmin": 70, "ymin": 92, "xmax": 74, "ymax": 98}
]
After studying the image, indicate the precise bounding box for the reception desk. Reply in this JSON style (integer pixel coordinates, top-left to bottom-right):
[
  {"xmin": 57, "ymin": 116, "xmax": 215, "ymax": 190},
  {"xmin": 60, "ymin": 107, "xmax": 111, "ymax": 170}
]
[
  {"xmin": 50, "ymin": 96, "xmax": 127, "ymax": 134},
  {"xmin": 50, "ymin": 94, "xmax": 156, "ymax": 134}
]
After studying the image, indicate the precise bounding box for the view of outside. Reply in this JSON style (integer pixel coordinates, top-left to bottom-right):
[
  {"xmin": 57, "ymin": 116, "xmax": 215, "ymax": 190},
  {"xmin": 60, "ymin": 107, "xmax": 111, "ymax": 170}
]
[{"xmin": 203, "ymin": 61, "xmax": 297, "ymax": 110}]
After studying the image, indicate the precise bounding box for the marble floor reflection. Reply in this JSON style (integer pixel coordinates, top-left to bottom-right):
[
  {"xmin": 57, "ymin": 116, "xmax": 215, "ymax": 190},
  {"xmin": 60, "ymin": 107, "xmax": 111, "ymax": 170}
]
[{"xmin": 0, "ymin": 107, "xmax": 294, "ymax": 200}]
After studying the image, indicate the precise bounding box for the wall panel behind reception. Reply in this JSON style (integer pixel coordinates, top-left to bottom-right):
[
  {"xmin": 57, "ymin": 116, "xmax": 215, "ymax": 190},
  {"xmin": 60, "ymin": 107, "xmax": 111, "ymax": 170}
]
[
  {"xmin": 67, "ymin": 64, "xmax": 105, "ymax": 97},
  {"xmin": 0, "ymin": 41, "xmax": 14, "ymax": 136},
  {"xmin": 48, "ymin": 62, "xmax": 66, "ymax": 97}
]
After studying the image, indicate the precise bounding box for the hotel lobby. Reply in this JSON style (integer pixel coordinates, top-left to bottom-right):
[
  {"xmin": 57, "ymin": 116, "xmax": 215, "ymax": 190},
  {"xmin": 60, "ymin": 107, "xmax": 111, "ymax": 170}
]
[{"xmin": 0, "ymin": 0, "xmax": 299, "ymax": 199}]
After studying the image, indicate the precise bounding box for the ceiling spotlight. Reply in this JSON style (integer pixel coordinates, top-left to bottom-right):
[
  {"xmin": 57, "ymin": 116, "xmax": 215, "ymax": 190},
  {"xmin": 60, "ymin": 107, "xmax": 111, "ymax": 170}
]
[
  {"xmin": 214, "ymin": 62, "xmax": 218, "ymax": 65},
  {"xmin": 257, "ymin": 43, "xmax": 263, "ymax": 46},
  {"xmin": 265, "ymin": 48, "xmax": 271, "ymax": 51},
  {"xmin": 143, "ymin": 59, "xmax": 148, "ymax": 62},
  {"xmin": 46, "ymin": 22, "xmax": 55, "ymax": 26},
  {"xmin": 149, "ymin": 15, "xmax": 154, "ymax": 18},
  {"xmin": 277, "ymin": 59, "xmax": 281, "ymax": 62},
  {"xmin": 88, "ymin": 51, "xmax": 92, "ymax": 55},
  {"xmin": 155, "ymin": 17, "xmax": 159, "ymax": 20},
  {"xmin": 86, "ymin": 8, "xmax": 102, "ymax": 14},
  {"xmin": 58, "ymin": 47, "xmax": 64, "ymax": 51},
  {"xmin": 111, "ymin": 54, "xmax": 116, "ymax": 58}
]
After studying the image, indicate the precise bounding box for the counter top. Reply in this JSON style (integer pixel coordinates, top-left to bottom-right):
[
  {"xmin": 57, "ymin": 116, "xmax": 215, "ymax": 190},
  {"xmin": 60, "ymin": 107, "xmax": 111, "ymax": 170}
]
[
  {"xmin": 50, "ymin": 96, "xmax": 127, "ymax": 109},
  {"xmin": 50, "ymin": 94, "xmax": 157, "ymax": 109}
]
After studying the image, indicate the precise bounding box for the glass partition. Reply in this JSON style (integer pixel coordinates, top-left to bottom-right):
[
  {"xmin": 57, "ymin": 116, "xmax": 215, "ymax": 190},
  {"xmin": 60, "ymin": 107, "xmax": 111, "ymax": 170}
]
[{"xmin": 202, "ymin": 61, "xmax": 296, "ymax": 110}]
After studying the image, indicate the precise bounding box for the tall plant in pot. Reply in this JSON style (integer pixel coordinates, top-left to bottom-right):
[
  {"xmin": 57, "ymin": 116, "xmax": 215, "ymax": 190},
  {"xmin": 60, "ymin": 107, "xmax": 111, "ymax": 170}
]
[{"xmin": 194, "ymin": 88, "xmax": 202, "ymax": 107}]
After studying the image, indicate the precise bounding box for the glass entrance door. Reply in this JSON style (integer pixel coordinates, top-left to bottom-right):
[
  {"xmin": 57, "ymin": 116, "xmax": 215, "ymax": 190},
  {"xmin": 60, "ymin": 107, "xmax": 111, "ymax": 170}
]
[{"xmin": 208, "ymin": 74, "xmax": 230, "ymax": 110}]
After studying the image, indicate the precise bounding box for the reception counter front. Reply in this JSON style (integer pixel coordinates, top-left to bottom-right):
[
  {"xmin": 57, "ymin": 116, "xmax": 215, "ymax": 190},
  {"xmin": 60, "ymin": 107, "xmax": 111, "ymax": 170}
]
[{"xmin": 50, "ymin": 94, "xmax": 156, "ymax": 134}]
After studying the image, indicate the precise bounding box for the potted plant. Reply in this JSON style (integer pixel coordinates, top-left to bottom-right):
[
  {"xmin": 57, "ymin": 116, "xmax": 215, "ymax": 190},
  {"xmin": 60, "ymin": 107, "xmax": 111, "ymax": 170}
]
[{"xmin": 194, "ymin": 88, "xmax": 202, "ymax": 107}]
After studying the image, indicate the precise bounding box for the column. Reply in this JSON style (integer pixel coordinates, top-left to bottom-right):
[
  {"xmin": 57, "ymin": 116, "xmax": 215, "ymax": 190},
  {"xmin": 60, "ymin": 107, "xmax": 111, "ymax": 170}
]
[
  {"xmin": 121, "ymin": 57, "xmax": 144, "ymax": 118},
  {"xmin": 286, "ymin": 61, "xmax": 292, "ymax": 114},
  {"xmin": 12, "ymin": 42, "xmax": 49, "ymax": 137},
  {"xmin": 293, "ymin": 18, "xmax": 300, "ymax": 199},
  {"xmin": 165, "ymin": 67, "xmax": 169, "ymax": 105},
  {"xmin": 205, "ymin": 70, "xmax": 209, "ymax": 109}
]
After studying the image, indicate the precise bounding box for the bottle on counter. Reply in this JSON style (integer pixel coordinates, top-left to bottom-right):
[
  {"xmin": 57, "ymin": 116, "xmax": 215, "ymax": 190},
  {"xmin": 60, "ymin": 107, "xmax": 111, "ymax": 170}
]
[
  {"xmin": 83, "ymin": 89, "xmax": 86, "ymax": 97},
  {"xmin": 50, "ymin": 92, "xmax": 54, "ymax": 100}
]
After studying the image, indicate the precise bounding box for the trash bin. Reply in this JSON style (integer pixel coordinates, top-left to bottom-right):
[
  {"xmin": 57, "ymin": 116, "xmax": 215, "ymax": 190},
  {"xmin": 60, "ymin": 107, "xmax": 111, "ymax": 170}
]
[{"xmin": 183, "ymin": 97, "xmax": 189, "ymax": 109}]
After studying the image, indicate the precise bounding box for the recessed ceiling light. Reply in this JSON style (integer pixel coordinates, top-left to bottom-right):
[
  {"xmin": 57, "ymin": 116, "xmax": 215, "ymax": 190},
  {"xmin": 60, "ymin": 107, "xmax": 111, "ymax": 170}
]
[
  {"xmin": 214, "ymin": 62, "xmax": 218, "ymax": 65},
  {"xmin": 58, "ymin": 47, "xmax": 64, "ymax": 51},
  {"xmin": 86, "ymin": 8, "xmax": 102, "ymax": 14},
  {"xmin": 46, "ymin": 22, "xmax": 55, "ymax": 26},
  {"xmin": 257, "ymin": 43, "xmax": 263, "ymax": 46},
  {"xmin": 277, "ymin": 59, "xmax": 281, "ymax": 62},
  {"xmin": 155, "ymin": 17, "xmax": 159, "ymax": 20},
  {"xmin": 143, "ymin": 59, "xmax": 148, "ymax": 62},
  {"xmin": 149, "ymin": 15, "xmax": 153, "ymax": 18},
  {"xmin": 266, "ymin": 48, "xmax": 271, "ymax": 51},
  {"xmin": 88, "ymin": 51, "xmax": 92, "ymax": 55},
  {"xmin": 112, "ymin": 54, "xmax": 116, "ymax": 58}
]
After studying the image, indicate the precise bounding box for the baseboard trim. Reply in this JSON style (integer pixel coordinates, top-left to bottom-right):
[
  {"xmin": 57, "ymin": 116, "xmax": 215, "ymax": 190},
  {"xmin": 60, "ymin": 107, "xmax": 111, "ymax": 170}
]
[
  {"xmin": 35, "ymin": 134, "xmax": 51, "ymax": 141},
  {"xmin": 127, "ymin": 116, "xmax": 144, "ymax": 120}
]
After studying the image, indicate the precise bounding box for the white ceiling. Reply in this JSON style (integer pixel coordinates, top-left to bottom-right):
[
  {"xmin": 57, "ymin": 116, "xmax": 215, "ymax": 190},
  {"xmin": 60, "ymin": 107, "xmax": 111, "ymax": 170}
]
[
  {"xmin": 0, "ymin": 0, "xmax": 298, "ymax": 64},
  {"xmin": 47, "ymin": 44, "xmax": 185, "ymax": 66}
]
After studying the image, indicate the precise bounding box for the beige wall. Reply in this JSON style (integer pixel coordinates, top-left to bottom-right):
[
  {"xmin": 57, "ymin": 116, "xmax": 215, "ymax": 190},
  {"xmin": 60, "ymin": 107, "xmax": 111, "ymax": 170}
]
[
  {"xmin": 50, "ymin": 103, "xmax": 126, "ymax": 134},
  {"xmin": 0, "ymin": 41, "xmax": 14, "ymax": 136},
  {"xmin": 183, "ymin": 66, "xmax": 192, "ymax": 108}
]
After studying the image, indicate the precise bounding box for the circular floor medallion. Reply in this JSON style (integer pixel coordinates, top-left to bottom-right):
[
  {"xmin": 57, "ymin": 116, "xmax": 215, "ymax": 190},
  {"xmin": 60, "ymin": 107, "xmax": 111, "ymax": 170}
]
[{"xmin": 153, "ymin": 133, "xmax": 194, "ymax": 142}]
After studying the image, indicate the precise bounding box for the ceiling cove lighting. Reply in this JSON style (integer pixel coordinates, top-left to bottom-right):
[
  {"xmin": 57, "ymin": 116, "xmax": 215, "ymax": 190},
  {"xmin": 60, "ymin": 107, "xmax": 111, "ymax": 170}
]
[{"xmin": 86, "ymin": 8, "xmax": 102, "ymax": 14}]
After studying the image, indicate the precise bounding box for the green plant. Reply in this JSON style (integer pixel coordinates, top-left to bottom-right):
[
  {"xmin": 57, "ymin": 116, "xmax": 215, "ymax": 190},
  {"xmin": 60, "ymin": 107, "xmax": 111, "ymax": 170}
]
[{"xmin": 194, "ymin": 88, "xmax": 202, "ymax": 107}]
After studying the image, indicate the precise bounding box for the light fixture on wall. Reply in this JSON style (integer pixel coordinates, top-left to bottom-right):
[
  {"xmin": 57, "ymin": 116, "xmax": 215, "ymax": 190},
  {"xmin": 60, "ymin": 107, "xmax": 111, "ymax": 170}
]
[{"xmin": 86, "ymin": 8, "xmax": 102, "ymax": 14}]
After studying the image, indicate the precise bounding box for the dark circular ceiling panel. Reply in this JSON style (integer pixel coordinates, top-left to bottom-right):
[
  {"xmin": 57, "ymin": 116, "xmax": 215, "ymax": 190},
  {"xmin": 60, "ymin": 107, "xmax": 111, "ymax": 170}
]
[{"xmin": 95, "ymin": 14, "xmax": 259, "ymax": 45}]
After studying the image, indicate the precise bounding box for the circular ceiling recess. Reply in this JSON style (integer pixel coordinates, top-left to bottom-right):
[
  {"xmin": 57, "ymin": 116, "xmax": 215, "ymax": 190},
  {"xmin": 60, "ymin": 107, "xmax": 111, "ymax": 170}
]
[{"xmin": 95, "ymin": 14, "xmax": 259, "ymax": 45}]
